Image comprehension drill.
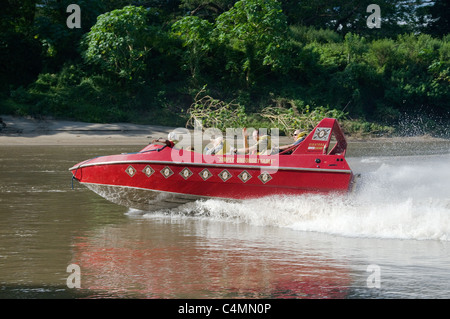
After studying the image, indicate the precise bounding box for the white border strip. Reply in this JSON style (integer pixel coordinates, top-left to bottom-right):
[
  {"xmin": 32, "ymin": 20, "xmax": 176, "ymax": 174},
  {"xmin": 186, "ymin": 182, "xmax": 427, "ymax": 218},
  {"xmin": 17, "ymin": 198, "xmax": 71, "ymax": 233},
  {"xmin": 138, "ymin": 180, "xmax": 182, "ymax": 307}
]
[{"xmin": 70, "ymin": 160, "xmax": 352, "ymax": 174}]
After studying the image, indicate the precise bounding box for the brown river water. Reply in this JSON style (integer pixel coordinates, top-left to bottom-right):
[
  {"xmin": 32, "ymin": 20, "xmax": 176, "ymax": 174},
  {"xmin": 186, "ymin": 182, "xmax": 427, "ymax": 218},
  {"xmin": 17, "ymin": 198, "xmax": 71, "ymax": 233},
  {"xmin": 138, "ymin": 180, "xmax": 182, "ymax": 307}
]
[{"xmin": 0, "ymin": 140, "xmax": 449, "ymax": 299}]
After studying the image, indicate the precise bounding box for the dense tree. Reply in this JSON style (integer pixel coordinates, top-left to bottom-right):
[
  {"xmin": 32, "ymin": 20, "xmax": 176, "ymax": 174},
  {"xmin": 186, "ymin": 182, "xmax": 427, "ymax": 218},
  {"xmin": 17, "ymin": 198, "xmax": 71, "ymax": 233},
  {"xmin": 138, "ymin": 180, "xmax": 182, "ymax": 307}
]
[
  {"xmin": 83, "ymin": 6, "xmax": 156, "ymax": 83},
  {"xmin": 0, "ymin": 0, "xmax": 41, "ymax": 90},
  {"xmin": 424, "ymin": 0, "xmax": 450, "ymax": 36},
  {"xmin": 180, "ymin": 0, "xmax": 236, "ymax": 19},
  {"xmin": 281, "ymin": 0, "xmax": 431, "ymax": 38},
  {"xmin": 172, "ymin": 16, "xmax": 214, "ymax": 80},
  {"xmin": 1, "ymin": 0, "xmax": 37, "ymax": 33},
  {"xmin": 33, "ymin": 0, "xmax": 104, "ymax": 70},
  {"xmin": 214, "ymin": 0, "xmax": 290, "ymax": 85}
]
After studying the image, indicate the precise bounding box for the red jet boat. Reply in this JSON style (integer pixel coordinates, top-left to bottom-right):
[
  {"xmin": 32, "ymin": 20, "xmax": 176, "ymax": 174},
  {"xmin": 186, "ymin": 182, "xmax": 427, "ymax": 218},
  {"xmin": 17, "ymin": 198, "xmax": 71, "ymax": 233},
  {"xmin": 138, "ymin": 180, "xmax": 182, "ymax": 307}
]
[{"xmin": 69, "ymin": 118, "xmax": 356, "ymax": 210}]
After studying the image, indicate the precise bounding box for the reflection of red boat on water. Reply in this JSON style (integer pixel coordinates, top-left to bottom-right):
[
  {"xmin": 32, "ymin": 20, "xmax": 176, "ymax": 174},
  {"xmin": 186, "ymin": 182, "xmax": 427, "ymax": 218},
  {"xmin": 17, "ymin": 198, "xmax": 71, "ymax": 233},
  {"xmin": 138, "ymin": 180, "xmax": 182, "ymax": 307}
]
[
  {"xmin": 72, "ymin": 222, "xmax": 351, "ymax": 298},
  {"xmin": 69, "ymin": 118, "xmax": 356, "ymax": 210}
]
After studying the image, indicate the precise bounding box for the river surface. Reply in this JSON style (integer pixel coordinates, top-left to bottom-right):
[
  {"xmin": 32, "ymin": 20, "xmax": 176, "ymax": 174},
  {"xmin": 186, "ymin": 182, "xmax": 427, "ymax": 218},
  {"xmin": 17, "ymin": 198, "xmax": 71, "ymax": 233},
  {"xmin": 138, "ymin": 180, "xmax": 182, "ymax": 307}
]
[{"xmin": 0, "ymin": 140, "xmax": 449, "ymax": 299}]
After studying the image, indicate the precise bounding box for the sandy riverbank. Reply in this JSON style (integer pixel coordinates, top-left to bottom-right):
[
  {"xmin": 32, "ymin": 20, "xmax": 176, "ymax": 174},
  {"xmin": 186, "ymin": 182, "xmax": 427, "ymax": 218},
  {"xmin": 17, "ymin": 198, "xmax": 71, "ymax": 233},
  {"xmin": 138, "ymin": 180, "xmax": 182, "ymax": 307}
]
[
  {"xmin": 0, "ymin": 115, "xmax": 176, "ymax": 146},
  {"xmin": 0, "ymin": 115, "xmax": 300, "ymax": 146},
  {"xmin": 0, "ymin": 115, "xmax": 446, "ymax": 146}
]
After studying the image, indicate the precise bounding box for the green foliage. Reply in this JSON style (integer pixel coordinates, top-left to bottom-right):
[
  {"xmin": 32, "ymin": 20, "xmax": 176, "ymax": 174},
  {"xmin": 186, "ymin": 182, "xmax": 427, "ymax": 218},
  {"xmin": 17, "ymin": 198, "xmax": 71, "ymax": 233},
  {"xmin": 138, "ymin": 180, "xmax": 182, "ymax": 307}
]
[
  {"xmin": 83, "ymin": 6, "xmax": 154, "ymax": 82},
  {"xmin": 214, "ymin": 0, "xmax": 290, "ymax": 84},
  {"xmin": 281, "ymin": 0, "xmax": 424, "ymax": 37},
  {"xmin": 33, "ymin": 0, "xmax": 104, "ymax": 69},
  {"xmin": 1, "ymin": 0, "xmax": 36, "ymax": 33},
  {"xmin": 1, "ymin": 0, "xmax": 449, "ymax": 137},
  {"xmin": 7, "ymin": 66, "xmax": 135, "ymax": 123},
  {"xmin": 180, "ymin": 0, "xmax": 237, "ymax": 19},
  {"xmin": 171, "ymin": 16, "xmax": 214, "ymax": 79},
  {"xmin": 380, "ymin": 34, "xmax": 450, "ymax": 116},
  {"xmin": 289, "ymin": 25, "xmax": 342, "ymax": 44}
]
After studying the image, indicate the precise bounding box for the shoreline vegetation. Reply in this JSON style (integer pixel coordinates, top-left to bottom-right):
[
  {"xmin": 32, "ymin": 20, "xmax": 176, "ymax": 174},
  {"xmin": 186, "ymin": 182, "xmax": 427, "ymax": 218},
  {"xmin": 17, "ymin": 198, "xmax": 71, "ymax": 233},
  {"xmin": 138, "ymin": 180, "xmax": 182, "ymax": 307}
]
[{"xmin": 1, "ymin": 1, "xmax": 449, "ymax": 140}]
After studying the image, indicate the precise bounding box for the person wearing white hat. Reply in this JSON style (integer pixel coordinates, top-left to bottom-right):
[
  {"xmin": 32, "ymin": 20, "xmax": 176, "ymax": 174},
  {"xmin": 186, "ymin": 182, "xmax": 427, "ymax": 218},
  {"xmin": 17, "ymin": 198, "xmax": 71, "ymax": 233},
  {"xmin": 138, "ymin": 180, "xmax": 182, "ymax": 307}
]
[{"xmin": 151, "ymin": 131, "xmax": 180, "ymax": 147}]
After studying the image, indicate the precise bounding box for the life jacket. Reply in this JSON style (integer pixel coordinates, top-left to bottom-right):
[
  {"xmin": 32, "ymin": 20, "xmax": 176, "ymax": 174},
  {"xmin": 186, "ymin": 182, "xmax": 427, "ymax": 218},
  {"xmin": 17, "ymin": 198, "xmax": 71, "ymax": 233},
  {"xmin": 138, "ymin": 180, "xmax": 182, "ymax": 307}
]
[
  {"xmin": 252, "ymin": 135, "xmax": 271, "ymax": 155},
  {"xmin": 216, "ymin": 140, "xmax": 230, "ymax": 155},
  {"xmin": 294, "ymin": 131, "xmax": 307, "ymax": 144}
]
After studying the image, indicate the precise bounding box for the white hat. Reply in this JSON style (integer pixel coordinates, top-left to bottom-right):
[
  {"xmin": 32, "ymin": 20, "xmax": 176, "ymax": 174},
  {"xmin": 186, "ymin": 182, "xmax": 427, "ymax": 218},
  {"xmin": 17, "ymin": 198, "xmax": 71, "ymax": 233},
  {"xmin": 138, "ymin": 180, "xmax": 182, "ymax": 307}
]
[{"xmin": 167, "ymin": 131, "xmax": 179, "ymax": 143}]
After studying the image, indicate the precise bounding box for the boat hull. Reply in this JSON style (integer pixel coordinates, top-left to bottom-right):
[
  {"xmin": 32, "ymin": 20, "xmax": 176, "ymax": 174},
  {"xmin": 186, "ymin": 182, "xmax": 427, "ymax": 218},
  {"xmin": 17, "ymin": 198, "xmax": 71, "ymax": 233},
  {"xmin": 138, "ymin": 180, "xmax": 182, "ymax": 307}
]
[{"xmin": 71, "ymin": 154, "xmax": 353, "ymax": 211}]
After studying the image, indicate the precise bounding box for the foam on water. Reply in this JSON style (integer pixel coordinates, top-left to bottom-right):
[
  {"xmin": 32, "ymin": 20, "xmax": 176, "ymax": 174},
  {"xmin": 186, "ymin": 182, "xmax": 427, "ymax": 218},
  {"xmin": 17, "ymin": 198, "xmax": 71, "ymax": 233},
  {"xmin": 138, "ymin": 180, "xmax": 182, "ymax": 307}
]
[{"xmin": 137, "ymin": 153, "xmax": 450, "ymax": 241}]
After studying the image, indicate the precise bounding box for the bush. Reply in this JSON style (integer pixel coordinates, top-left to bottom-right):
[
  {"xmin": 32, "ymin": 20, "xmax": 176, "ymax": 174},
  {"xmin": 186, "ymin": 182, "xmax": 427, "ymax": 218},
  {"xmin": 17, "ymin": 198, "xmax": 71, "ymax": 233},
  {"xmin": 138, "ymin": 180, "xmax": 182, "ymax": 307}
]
[
  {"xmin": 186, "ymin": 87, "xmax": 247, "ymax": 131},
  {"xmin": 260, "ymin": 102, "xmax": 347, "ymax": 136}
]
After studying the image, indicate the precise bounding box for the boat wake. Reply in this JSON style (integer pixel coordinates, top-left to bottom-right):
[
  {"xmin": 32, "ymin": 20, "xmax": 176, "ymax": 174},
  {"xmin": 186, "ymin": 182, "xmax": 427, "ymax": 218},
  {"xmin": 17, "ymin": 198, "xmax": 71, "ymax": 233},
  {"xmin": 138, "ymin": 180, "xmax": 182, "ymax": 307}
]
[{"xmin": 129, "ymin": 154, "xmax": 450, "ymax": 242}]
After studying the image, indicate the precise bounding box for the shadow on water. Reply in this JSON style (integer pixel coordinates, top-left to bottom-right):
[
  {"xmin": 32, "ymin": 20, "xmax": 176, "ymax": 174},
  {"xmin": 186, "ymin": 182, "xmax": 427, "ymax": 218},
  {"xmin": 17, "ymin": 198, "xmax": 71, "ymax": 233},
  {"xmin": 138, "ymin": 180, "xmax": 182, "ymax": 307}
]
[{"xmin": 0, "ymin": 285, "xmax": 92, "ymax": 299}]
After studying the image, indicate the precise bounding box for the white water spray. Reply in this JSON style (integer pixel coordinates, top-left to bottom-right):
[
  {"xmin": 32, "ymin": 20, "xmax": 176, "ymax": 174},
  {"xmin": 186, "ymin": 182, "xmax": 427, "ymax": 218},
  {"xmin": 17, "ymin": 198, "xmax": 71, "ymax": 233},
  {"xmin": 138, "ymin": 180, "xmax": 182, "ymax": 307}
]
[{"xmin": 138, "ymin": 153, "xmax": 450, "ymax": 241}]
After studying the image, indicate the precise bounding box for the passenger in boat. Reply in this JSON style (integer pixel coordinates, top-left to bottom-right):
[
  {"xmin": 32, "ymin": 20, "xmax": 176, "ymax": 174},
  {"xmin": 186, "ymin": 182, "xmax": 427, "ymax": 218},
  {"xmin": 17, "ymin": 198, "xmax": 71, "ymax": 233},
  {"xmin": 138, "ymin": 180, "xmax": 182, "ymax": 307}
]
[
  {"xmin": 274, "ymin": 129, "xmax": 307, "ymax": 154},
  {"xmin": 231, "ymin": 128, "xmax": 271, "ymax": 155},
  {"xmin": 151, "ymin": 137, "xmax": 175, "ymax": 147},
  {"xmin": 150, "ymin": 132, "xmax": 179, "ymax": 147},
  {"xmin": 204, "ymin": 136, "xmax": 224, "ymax": 155}
]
